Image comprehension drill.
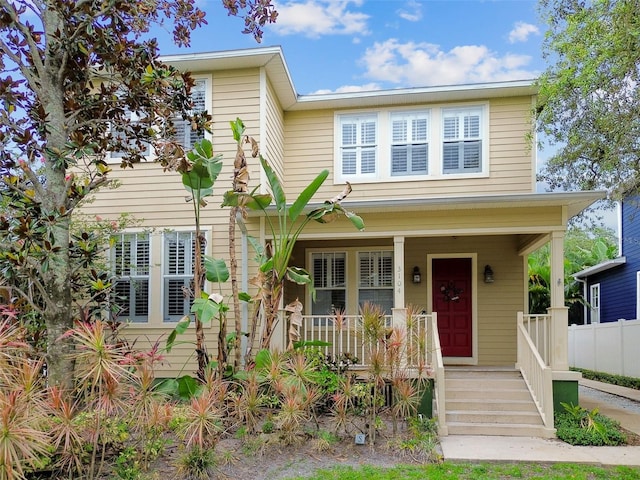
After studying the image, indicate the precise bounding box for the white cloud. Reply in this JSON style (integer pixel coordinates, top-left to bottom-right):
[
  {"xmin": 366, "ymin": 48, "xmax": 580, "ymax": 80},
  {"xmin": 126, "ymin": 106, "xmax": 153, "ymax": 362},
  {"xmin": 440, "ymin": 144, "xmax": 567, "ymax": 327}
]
[
  {"xmin": 508, "ymin": 22, "xmax": 540, "ymax": 43},
  {"xmin": 311, "ymin": 83, "xmax": 381, "ymax": 94},
  {"xmin": 271, "ymin": 0, "xmax": 370, "ymax": 38},
  {"xmin": 397, "ymin": 0, "xmax": 422, "ymax": 22},
  {"xmin": 359, "ymin": 39, "xmax": 539, "ymax": 87}
]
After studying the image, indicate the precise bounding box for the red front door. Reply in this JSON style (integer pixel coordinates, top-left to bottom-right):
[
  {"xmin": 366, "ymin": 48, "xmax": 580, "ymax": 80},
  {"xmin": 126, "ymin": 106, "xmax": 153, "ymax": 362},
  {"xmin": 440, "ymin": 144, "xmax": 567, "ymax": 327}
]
[{"xmin": 432, "ymin": 258, "xmax": 473, "ymax": 357}]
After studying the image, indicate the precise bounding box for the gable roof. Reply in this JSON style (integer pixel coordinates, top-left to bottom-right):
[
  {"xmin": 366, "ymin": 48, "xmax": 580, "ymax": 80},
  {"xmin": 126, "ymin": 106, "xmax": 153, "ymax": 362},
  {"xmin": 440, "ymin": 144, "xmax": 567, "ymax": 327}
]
[{"xmin": 161, "ymin": 46, "xmax": 538, "ymax": 111}]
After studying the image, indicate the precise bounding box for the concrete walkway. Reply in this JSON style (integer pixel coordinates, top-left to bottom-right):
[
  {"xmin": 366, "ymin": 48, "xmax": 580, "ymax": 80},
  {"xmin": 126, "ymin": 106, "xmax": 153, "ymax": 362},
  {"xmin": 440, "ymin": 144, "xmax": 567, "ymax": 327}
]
[{"xmin": 439, "ymin": 379, "xmax": 640, "ymax": 466}]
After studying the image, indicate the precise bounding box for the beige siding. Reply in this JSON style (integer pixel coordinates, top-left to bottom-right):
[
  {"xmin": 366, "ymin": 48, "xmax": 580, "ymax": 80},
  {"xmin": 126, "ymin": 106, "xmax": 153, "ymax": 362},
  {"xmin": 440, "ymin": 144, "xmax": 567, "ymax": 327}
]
[
  {"xmin": 79, "ymin": 68, "xmax": 265, "ymax": 378},
  {"xmin": 282, "ymin": 96, "xmax": 535, "ymax": 201},
  {"xmin": 264, "ymin": 77, "xmax": 285, "ymax": 185}
]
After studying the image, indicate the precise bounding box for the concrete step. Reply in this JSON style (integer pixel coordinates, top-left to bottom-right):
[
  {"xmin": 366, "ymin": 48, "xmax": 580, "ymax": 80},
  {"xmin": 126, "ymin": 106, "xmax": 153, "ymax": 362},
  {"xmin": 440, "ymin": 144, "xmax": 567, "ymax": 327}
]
[
  {"xmin": 445, "ymin": 368, "xmax": 522, "ymax": 379},
  {"xmin": 446, "ymin": 387, "xmax": 533, "ymax": 401},
  {"xmin": 442, "ymin": 368, "xmax": 550, "ymax": 437},
  {"xmin": 446, "ymin": 377, "xmax": 526, "ymax": 390},
  {"xmin": 446, "ymin": 398, "xmax": 538, "ymax": 413},
  {"xmin": 447, "ymin": 422, "xmax": 555, "ymax": 438},
  {"xmin": 446, "ymin": 410, "xmax": 543, "ymax": 425}
]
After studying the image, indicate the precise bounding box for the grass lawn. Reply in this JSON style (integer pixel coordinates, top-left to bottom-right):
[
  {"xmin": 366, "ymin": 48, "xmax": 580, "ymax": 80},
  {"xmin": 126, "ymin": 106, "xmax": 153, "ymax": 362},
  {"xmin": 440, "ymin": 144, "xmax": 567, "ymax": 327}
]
[{"xmin": 287, "ymin": 463, "xmax": 640, "ymax": 479}]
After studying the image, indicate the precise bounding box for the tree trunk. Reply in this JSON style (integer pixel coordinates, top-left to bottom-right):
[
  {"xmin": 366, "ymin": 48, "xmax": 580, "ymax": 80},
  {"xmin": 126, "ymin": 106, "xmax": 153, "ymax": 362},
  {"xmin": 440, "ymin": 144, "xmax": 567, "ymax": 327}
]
[
  {"xmin": 42, "ymin": 216, "xmax": 76, "ymax": 391},
  {"xmin": 260, "ymin": 280, "xmax": 282, "ymax": 351},
  {"xmin": 229, "ymin": 207, "xmax": 242, "ymax": 369},
  {"xmin": 194, "ymin": 231, "xmax": 208, "ymax": 380}
]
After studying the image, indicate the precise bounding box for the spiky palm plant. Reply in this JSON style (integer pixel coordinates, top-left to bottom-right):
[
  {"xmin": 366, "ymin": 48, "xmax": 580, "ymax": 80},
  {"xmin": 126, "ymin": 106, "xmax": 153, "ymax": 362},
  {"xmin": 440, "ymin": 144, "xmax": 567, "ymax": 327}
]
[
  {"xmin": 177, "ymin": 392, "xmax": 223, "ymax": 450},
  {"xmin": 45, "ymin": 387, "xmax": 85, "ymax": 478},
  {"xmin": 66, "ymin": 320, "xmax": 132, "ymax": 479},
  {"xmin": 0, "ymin": 390, "xmax": 50, "ymax": 480}
]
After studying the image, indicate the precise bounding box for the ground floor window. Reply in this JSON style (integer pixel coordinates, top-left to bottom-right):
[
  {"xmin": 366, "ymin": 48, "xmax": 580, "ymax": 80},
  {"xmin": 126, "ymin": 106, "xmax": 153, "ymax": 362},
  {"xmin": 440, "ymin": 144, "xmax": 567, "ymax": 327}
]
[
  {"xmin": 109, "ymin": 229, "xmax": 206, "ymax": 325},
  {"xmin": 589, "ymin": 283, "xmax": 600, "ymax": 324},
  {"xmin": 309, "ymin": 249, "xmax": 394, "ymax": 316}
]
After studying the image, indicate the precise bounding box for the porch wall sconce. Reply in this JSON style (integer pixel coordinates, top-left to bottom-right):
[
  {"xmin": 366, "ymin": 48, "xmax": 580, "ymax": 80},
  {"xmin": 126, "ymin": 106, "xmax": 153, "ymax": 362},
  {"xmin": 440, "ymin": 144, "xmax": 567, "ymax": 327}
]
[
  {"xmin": 412, "ymin": 266, "xmax": 422, "ymax": 284},
  {"xmin": 484, "ymin": 265, "xmax": 495, "ymax": 284}
]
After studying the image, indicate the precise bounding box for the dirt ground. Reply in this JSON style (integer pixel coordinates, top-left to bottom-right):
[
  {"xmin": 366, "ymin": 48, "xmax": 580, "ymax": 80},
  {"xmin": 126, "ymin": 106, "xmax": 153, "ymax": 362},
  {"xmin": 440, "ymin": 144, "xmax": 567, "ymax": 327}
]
[{"xmin": 143, "ymin": 416, "xmax": 437, "ymax": 480}]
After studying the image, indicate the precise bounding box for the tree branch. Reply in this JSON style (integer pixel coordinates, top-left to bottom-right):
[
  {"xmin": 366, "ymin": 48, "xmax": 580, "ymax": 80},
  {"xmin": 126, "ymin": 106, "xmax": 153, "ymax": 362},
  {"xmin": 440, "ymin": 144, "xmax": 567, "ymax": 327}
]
[
  {"xmin": 6, "ymin": 284, "xmax": 44, "ymax": 316},
  {"xmin": 0, "ymin": 0, "xmax": 47, "ymax": 86}
]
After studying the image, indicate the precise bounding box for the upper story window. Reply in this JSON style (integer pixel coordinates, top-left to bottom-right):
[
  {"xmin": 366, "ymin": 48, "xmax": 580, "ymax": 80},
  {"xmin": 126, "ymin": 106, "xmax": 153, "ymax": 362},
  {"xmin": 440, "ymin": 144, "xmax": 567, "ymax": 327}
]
[
  {"xmin": 172, "ymin": 78, "xmax": 208, "ymax": 150},
  {"xmin": 109, "ymin": 109, "xmax": 151, "ymax": 162},
  {"xmin": 339, "ymin": 114, "xmax": 377, "ymax": 177},
  {"xmin": 111, "ymin": 233, "xmax": 150, "ymax": 323},
  {"xmin": 335, "ymin": 104, "xmax": 487, "ymax": 184},
  {"xmin": 391, "ymin": 111, "xmax": 429, "ymax": 176},
  {"xmin": 442, "ymin": 107, "xmax": 483, "ymax": 174}
]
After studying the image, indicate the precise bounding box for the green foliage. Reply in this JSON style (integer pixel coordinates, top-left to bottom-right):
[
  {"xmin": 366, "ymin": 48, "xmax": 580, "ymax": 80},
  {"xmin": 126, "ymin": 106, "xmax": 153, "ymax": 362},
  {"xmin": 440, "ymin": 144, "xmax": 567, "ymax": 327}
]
[
  {"xmin": 571, "ymin": 368, "xmax": 640, "ymax": 390},
  {"xmin": 222, "ymin": 125, "xmax": 364, "ymax": 353},
  {"xmin": 389, "ymin": 415, "xmax": 440, "ymax": 463},
  {"xmin": 555, "ymin": 403, "xmax": 627, "ymax": 446},
  {"xmin": 113, "ymin": 447, "xmax": 143, "ymax": 480},
  {"xmin": 536, "ymin": 0, "xmax": 640, "ymax": 196},
  {"xmin": 174, "ymin": 445, "xmax": 217, "ymax": 480},
  {"xmin": 528, "ymin": 226, "xmax": 617, "ymax": 319}
]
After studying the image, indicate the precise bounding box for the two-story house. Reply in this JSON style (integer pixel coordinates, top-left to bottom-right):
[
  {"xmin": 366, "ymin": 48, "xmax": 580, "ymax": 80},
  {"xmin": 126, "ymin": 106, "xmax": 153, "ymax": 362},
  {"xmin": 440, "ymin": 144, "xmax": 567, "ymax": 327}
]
[{"xmin": 84, "ymin": 46, "xmax": 604, "ymax": 437}]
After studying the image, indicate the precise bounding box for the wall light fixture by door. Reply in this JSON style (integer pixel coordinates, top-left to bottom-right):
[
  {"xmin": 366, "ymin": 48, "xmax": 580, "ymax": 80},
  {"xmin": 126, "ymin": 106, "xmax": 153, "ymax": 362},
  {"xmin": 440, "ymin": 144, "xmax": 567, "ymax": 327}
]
[
  {"xmin": 484, "ymin": 265, "xmax": 494, "ymax": 283},
  {"xmin": 412, "ymin": 266, "xmax": 422, "ymax": 284}
]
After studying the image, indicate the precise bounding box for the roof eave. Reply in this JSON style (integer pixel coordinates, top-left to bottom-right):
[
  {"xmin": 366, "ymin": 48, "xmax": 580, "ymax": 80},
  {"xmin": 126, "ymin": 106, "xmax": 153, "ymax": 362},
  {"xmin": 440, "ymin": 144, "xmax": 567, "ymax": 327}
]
[{"xmin": 574, "ymin": 257, "xmax": 627, "ymax": 279}]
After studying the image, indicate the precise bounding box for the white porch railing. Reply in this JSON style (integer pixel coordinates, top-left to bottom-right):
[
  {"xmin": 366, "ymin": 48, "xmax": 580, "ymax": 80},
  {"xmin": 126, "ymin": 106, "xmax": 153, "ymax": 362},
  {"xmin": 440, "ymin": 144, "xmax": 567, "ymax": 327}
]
[
  {"xmin": 517, "ymin": 312, "xmax": 554, "ymax": 428},
  {"xmin": 286, "ymin": 312, "xmax": 433, "ymax": 372},
  {"xmin": 427, "ymin": 313, "xmax": 448, "ymax": 435},
  {"xmin": 520, "ymin": 313, "xmax": 552, "ymax": 366}
]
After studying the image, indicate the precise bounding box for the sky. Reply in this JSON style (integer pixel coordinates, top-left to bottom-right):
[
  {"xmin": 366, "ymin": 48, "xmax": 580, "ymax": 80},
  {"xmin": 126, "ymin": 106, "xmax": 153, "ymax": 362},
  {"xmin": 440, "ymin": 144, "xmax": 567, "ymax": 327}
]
[{"xmin": 156, "ymin": 0, "xmax": 546, "ymax": 95}]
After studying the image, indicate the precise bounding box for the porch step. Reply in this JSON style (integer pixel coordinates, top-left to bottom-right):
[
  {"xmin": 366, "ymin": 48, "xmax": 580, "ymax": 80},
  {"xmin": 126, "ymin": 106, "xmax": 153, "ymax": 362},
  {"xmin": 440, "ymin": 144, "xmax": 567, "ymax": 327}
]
[
  {"xmin": 443, "ymin": 368, "xmax": 553, "ymax": 438},
  {"xmin": 446, "ymin": 398, "xmax": 538, "ymax": 413},
  {"xmin": 446, "ymin": 422, "xmax": 555, "ymax": 438}
]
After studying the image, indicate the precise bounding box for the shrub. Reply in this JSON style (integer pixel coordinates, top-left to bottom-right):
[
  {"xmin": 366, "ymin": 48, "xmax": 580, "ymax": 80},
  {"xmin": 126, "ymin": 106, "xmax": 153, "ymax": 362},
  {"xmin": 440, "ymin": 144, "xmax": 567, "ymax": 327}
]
[
  {"xmin": 555, "ymin": 403, "xmax": 626, "ymax": 446},
  {"xmin": 571, "ymin": 368, "xmax": 640, "ymax": 390}
]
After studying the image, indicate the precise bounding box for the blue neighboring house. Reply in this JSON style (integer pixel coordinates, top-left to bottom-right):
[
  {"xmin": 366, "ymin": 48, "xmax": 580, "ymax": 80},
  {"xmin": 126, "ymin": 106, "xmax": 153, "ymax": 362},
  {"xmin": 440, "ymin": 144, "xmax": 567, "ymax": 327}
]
[{"xmin": 574, "ymin": 196, "xmax": 640, "ymax": 324}]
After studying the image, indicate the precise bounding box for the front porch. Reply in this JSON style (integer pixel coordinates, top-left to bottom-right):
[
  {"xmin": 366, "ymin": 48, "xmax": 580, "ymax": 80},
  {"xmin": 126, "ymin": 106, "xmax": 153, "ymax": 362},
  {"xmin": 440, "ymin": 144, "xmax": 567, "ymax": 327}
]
[{"xmin": 275, "ymin": 309, "xmax": 575, "ymax": 437}]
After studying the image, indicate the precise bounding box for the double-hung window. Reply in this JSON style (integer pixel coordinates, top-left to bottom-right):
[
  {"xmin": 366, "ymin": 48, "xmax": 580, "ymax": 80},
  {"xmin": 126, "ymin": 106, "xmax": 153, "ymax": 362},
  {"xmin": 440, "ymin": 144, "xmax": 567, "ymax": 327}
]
[
  {"xmin": 172, "ymin": 78, "xmax": 207, "ymax": 150},
  {"xmin": 589, "ymin": 283, "xmax": 601, "ymax": 324},
  {"xmin": 358, "ymin": 251, "xmax": 393, "ymax": 314},
  {"xmin": 109, "ymin": 109, "xmax": 151, "ymax": 161},
  {"xmin": 111, "ymin": 233, "xmax": 150, "ymax": 322},
  {"xmin": 339, "ymin": 114, "xmax": 377, "ymax": 177},
  {"xmin": 311, "ymin": 252, "xmax": 346, "ymax": 316},
  {"xmin": 163, "ymin": 231, "xmax": 197, "ymax": 322},
  {"xmin": 391, "ymin": 111, "xmax": 429, "ymax": 176},
  {"xmin": 442, "ymin": 107, "xmax": 483, "ymax": 174}
]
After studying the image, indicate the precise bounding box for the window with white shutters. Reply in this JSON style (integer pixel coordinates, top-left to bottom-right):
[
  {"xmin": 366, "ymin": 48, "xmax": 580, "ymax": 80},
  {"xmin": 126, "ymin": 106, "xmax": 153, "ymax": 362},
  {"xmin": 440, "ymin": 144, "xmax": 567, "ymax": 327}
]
[
  {"xmin": 358, "ymin": 251, "xmax": 393, "ymax": 314},
  {"xmin": 111, "ymin": 233, "xmax": 150, "ymax": 322},
  {"xmin": 311, "ymin": 252, "xmax": 347, "ymax": 316},
  {"xmin": 391, "ymin": 111, "xmax": 429, "ymax": 176},
  {"xmin": 109, "ymin": 110, "xmax": 151, "ymax": 161},
  {"xmin": 172, "ymin": 78, "xmax": 207, "ymax": 150},
  {"xmin": 442, "ymin": 108, "xmax": 483, "ymax": 174},
  {"xmin": 163, "ymin": 231, "xmax": 197, "ymax": 322},
  {"xmin": 339, "ymin": 114, "xmax": 377, "ymax": 177}
]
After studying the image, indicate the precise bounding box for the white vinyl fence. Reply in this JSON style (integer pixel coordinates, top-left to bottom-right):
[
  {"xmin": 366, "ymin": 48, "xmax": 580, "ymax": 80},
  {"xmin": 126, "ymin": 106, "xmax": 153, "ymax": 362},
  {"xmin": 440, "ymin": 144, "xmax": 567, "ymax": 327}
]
[{"xmin": 568, "ymin": 319, "xmax": 640, "ymax": 378}]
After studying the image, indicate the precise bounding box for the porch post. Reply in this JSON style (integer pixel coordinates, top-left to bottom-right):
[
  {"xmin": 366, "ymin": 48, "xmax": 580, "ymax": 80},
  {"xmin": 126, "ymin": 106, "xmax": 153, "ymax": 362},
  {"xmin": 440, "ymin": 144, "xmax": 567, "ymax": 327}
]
[
  {"xmin": 392, "ymin": 237, "xmax": 408, "ymax": 363},
  {"xmin": 393, "ymin": 236, "xmax": 405, "ymax": 309},
  {"xmin": 548, "ymin": 230, "xmax": 569, "ymax": 370}
]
